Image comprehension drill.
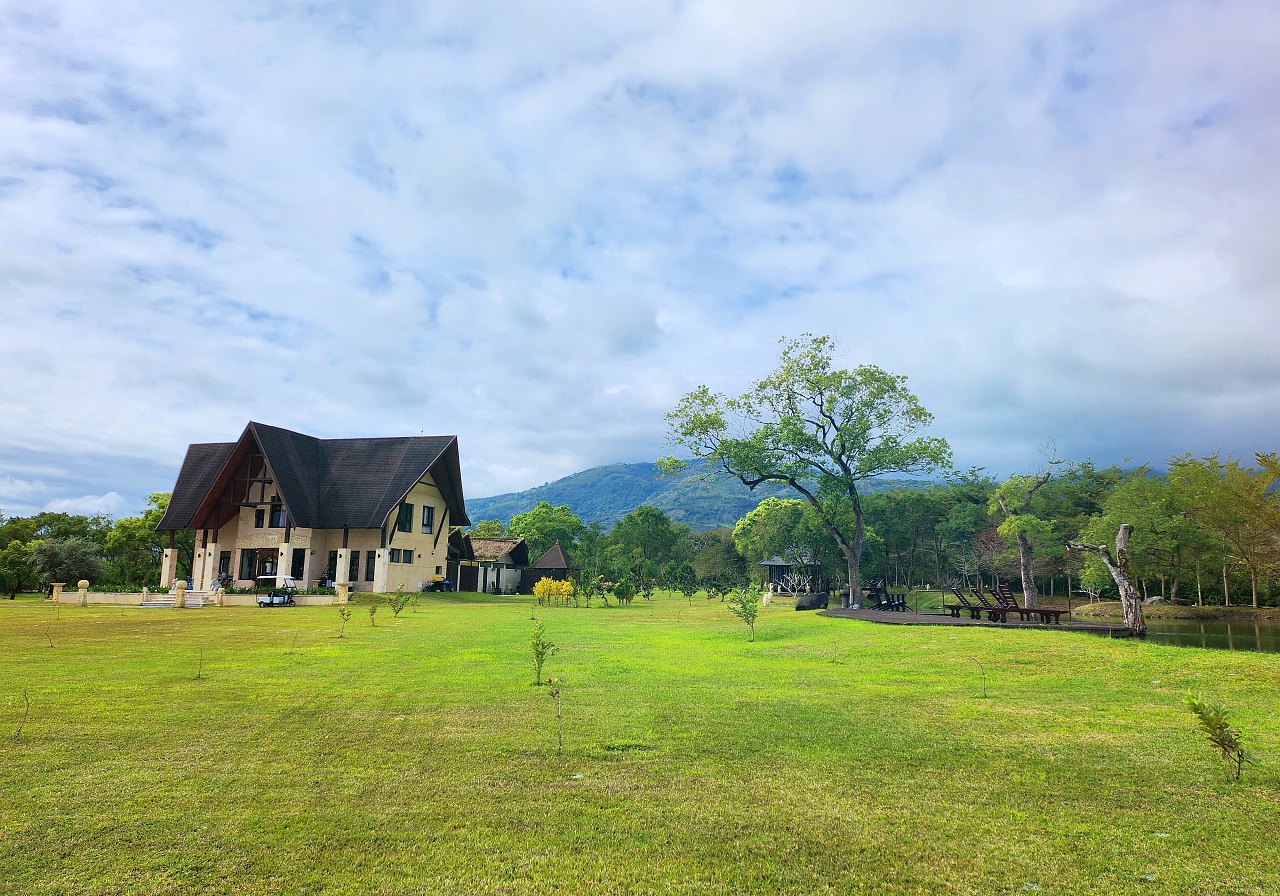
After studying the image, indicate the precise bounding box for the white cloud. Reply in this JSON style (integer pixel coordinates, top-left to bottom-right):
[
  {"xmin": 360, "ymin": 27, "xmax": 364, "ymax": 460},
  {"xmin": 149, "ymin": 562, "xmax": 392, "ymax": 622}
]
[
  {"xmin": 1, "ymin": 0, "xmax": 1278, "ymax": 511},
  {"xmin": 43, "ymin": 491, "xmax": 127, "ymax": 517}
]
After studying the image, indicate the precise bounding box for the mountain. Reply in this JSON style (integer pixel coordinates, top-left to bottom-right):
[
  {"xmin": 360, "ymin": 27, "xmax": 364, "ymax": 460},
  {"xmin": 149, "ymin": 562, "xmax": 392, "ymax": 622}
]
[{"xmin": 466, "ymin": 459, "xmax": 934, "ymax": 530}]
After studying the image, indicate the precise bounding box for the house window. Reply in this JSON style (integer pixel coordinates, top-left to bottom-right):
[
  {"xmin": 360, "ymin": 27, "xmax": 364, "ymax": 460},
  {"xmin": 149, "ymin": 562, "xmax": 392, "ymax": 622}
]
[
  {"xmin": 239, "ymin": 549, "xmax": 256, "ymax": 581},
  {"xmin": 219, "ymin": 551, "xmax": 231, "ymax": 575},
  {"xmin": 365, "ymin": 550, "xmax": 376, "ymax": 581},
  {"xmin": 270, "ymin": 497, "xmax": 287, "ymax": 528},
  {"xmin": 390, "ymin": 548, "xmax": 401, "ymax": 563},
  {"xmin": 348, "ymin": 551, "xmax": 360, "ymax": 582},
  {"xmin": 435, "ymin": 565, "xmax": 442, "ymax": 575},
  {"xmin": 254, "ymin": 508, "xmax": 265, "ymax": 528},
  {"xmin": 291, "ymin": 548, "xmax": 306, "ymax": 580},
  {"xmin": 421, "ymin": 505, "xmax": 434, "ymax": 534},
  {"xmin": 327, "ymin": 550, "xmax": 338, "ymax": 583},
  {"xmin": 397, "ymin": 502, "xmax": 413, "ymax": 533}
]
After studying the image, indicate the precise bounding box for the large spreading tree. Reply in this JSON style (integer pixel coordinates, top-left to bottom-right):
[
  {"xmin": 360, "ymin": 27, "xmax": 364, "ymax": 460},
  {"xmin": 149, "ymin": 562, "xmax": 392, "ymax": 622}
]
[{"xmin": 663, "ymin": 334, "xmax": 951, "ymax": 607}]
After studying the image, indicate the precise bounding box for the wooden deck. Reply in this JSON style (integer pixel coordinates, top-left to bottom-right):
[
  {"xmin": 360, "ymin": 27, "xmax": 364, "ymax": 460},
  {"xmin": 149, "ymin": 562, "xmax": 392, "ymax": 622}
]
[{"xmin": 818, "ymin": 607, "xmax": 1135, "ymax": 638}]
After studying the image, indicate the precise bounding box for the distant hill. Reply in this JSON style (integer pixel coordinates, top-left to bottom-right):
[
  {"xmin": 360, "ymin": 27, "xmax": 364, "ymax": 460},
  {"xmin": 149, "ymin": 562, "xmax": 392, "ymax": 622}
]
[{"xmin": 466, "ymin": 459, "xmax": 934, "ymax": 530}]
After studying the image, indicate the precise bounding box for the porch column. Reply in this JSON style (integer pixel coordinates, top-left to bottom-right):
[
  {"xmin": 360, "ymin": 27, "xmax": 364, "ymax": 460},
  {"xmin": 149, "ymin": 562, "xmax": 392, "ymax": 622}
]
[
  {"xmin": 372, "ymin": 549, "xmax": 390, "ymax": 592},
  {"xmin": 302, "ymin": 549, "xmax": 315, "ymax": 590},
  {"xmin": 160, "ymin": 548, "xmax": 179, "ymax": 591},
  {"xmin": 279, "ymin": 539, "xmax": 292, "ymax": 585},
  {"xmin": 336, "ymin": 548, "xmax": 350, "ymax": 590},
  {"xmin": 204, "ymin": 540, "xmax": 220, "ymax": 591}
]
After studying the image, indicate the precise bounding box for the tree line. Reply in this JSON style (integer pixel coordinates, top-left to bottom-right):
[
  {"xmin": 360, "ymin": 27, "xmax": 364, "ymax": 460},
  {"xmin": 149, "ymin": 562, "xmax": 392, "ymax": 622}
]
[
  {"xmin": 662, "ymin": 333, "xmax": 1280, "ymax": 612},
  {"xmin": 0, "ymin": 494, "xmax": 191, "ymax": 597},
  {"xmin": 475, "ymin": 447, "xmax": 1280, "ymax": 611}
]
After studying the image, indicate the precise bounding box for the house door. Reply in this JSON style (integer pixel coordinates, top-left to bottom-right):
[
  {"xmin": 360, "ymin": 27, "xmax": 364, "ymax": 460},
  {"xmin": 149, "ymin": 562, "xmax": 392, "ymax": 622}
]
[
  {"xmin": 458, "ymin": 563, "xmax": 478, "ymax": 592},
  {"xmin": 291, "ymin": 548, "xmax": 306, "ymax": 580},
  {"xmin": 257, "ymin": 549, "xmax": 277, "ymax": 578}
]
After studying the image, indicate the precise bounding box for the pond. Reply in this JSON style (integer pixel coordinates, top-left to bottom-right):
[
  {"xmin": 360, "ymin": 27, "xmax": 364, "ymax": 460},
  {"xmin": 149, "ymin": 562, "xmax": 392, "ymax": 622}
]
[{"xmin": 1125, "ymin": 617, "xmax": 1280, "ymax": 654}]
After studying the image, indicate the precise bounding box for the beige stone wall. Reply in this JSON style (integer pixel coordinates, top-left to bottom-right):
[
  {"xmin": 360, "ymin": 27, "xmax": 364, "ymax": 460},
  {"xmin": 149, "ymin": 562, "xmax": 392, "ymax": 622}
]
[
  {"xmin": 184, "ymin": 466, "xmax": 456, "ymax": 595},
  {"xmin": 380, "ymin": 479, "xmax": 450, "ymax": 592},
  {"xmin": 55, "ymin": 592, "xmax": 145, "ymax": 605}
]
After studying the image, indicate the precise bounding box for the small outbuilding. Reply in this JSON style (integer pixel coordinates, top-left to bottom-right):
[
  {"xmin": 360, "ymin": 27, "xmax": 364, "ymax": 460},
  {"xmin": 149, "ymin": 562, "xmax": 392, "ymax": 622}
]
[
  {"xmin": 523, "ymin": 541, "xmax": 578, "ymax": 591},
  {"xmin": 468, "ymin": 536, "xmax": 529, "ymax": 594},
  {"xmin": 759, "ymin": 553, "xmax": 822, "ymax": 593}
]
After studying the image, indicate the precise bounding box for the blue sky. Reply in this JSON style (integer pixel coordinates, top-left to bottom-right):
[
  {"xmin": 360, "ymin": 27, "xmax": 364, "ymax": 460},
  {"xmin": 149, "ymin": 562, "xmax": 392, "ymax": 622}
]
[{"xmin": 2, "ymin": 1, "xmax": 1279, "ymax": 518}]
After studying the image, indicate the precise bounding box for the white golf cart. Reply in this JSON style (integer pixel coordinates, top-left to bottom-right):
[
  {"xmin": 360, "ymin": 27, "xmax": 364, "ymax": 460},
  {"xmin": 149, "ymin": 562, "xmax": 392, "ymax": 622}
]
[{"xmin": 256, "ymin": 574, "xmax": 298, "ymax": 607}]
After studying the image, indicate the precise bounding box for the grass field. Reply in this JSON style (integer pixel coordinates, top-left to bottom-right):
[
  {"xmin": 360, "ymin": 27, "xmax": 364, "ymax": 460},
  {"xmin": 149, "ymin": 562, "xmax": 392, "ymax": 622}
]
[{"xmin": 2, "ymin": 592, "xmax": 1278, "ymax": 895}]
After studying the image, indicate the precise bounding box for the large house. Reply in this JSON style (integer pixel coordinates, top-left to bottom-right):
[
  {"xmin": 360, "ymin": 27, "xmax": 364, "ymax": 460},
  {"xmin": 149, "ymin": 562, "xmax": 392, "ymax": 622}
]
[{"xmin": 156, "ymin": 422, "xmax": 469, "ymax": 596}]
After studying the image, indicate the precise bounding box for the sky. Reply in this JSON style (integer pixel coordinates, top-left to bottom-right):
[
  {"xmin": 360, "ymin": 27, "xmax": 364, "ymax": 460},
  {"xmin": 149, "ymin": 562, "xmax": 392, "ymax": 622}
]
[{"xmin": 2, "ymin": 0, "xmax": 1279, "ymax": 520}]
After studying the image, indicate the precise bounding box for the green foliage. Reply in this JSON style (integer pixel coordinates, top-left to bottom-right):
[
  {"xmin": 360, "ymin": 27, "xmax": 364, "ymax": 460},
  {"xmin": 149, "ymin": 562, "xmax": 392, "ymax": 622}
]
[
  {"xmin": 726, "ymin": 585, "xmax": 761, "ymax": 641},
  {"xmin": 101, "ymin": 494, "xmax": 174, "ymax": 588},
  {"xmin": 666, "ymin": 333, "xmax": 952, "ymax": 602},
  {"xmin": 389, "ymin": 586, "xmax": 412, "ymax": 617},
  {"xmin": 687, "ymin": 527, "xmax": 747, "ymax": 585},
  {"xmin": 610, "ymin": 578, "xmax": 635, "ymax": 606},
  {"xmin": 368, "ymin": 605, "xmax": 377, "ymax": 626},
  {"xmin": 468, "ymin": 520, "xmax": 506, "ymax": 538},
  {"xmin": 1168, "ymin": 454, "xmax": 1280, "ymax": 606},
  {"xmin": 734, "ymin": 497, "xmax": 843, "ymax": 585},
  {"xmin": 1185, "ymin": 693, "xmax": 1250, "ymax": 781},
  {"xmin": 32, "ymin": 537, "xmax": 102, "ymax": 586},
  {"xmin": 664, "ymin": 561, "xmax": 699, "ymax": 605},
  {"xmin": 0, "ymin": 541, "xmax": 36, "ymax": 598},
  {"xmin": 467, "ymin": 457, "xmax": 930, "ymax": 531},
  {"xmin": 530, "ymin": 619, "xmax": 557, "ymax": 685},
  {"xmin": 507, "ymin": 502, "xmax": 585, "ymax": 559},
  {"xmin": 337, "ymin": 606, "xmax": 352, "ymax": 638}
]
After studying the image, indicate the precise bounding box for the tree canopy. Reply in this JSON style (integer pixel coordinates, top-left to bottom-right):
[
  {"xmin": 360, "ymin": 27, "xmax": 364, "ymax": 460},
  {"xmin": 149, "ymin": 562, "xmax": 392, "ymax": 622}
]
[{"xmin": 664, "ymin": 333, "xmax": 951, "ymax": 606}]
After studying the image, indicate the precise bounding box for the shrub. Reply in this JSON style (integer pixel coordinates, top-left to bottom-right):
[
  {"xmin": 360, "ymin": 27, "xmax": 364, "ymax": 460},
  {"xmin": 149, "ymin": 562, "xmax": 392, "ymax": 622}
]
[
  {"xmin": 1186, "ymin": 693, "xmax": 1250, "ymax": 781},
  {"xmin": 611, "ymin": 579, "xmax": 635, "ymax": 606},
  {"xmin": 727, "ymin": 586, "xmax": 761, "ymax": 642},
  {"xmin": 534, "ymin": 577, "xmax": 574, "ymax": 607},
  {"xmin": 531, "ymin": 619, "xmax": 557, "ymax": 685},
  {"xmin": 389, "ymin": 585, "xmax": 412, "ymax": 617}
]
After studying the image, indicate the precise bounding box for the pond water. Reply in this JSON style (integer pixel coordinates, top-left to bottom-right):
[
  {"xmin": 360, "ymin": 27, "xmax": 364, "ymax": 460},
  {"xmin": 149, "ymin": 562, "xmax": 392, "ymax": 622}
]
[{"xmin": 1121, "ymin": 617, "xmax": 1280, "ymax": 654}]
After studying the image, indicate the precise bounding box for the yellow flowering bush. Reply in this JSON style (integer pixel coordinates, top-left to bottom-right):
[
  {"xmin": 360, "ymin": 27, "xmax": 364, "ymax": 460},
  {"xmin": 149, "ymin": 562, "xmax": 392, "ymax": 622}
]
[{"xmin": 534, "ymin": 577, "xmax": 575, "ymax": 605}]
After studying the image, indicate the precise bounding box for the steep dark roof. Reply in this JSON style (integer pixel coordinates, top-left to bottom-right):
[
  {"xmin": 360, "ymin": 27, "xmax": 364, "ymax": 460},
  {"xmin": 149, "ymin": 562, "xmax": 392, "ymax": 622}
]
[
  {"xmin": 156, "ymin": 442, "xmax": 235, "ymax": 531},
  {"xmin": 157, "ymin": 422, "xmax": 469, "ymax": 531},
  {"xmin": 531, "ymin": 541, "xmax": 576, "ymax": 570}
]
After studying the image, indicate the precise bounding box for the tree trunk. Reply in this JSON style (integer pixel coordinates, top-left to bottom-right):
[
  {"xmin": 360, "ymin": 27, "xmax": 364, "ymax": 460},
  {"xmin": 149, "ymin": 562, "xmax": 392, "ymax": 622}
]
[
  {"xmin": 1069, "ymin": 524, "xmax": 1145, "ymax": 635},
  {"xmin": 1223, "ymin": 565, "xmax": 1231, "ymax": 607},
  {"xmin": 1016, "ymin": 530, "xmax": 1038, "ymax": 608}
]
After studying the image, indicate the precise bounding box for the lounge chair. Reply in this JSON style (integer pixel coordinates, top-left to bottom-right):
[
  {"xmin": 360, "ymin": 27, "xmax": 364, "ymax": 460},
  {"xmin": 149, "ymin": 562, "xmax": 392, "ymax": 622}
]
[
  {"xmin": 986, "ymin": 587, "xmax": 1039, "ymax": 623},
  {"xmin": 995, "ymin": 583, "xmax": 1066, "ymax": 624},
  {"xmin": 946, "ymin": 588, "xmax": 987, "ymax": 620},
  {"xmin": 968, "ymin": 588, "xmax": 1010, "ymax": 623},
  {"xmin": 865, "ymin": 592, "xmax": 895, "ymax": 611}
]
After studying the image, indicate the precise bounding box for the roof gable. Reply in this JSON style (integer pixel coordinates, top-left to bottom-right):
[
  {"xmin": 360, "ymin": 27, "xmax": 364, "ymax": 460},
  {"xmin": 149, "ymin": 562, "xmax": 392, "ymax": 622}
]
[
  {"xmin": 158, "ymin": 422, "xmax": 468, "ymax": 531},
  {"xmin": 531, "ymin": 541, "xmax": 575, "ymax": 569}
]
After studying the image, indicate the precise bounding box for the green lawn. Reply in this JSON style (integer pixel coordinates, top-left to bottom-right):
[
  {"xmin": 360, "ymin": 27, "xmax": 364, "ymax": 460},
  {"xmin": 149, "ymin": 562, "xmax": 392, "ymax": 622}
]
[{"xmin": 2, "ymin": 593, "xmax": 1277, "ymax": 895}]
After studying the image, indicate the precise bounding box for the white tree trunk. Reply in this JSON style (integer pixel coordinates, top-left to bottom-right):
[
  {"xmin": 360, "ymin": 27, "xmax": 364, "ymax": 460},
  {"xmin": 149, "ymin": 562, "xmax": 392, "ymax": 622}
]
[{"xmin": 1069, "ymin": 524, "xmax": 1146, "ymax": 635}]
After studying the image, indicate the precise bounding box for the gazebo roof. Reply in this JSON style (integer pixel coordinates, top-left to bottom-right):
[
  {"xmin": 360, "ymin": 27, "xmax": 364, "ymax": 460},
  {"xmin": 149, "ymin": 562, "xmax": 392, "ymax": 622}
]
[
  {"xmin": 531, "ymin": 541, "xmax": 576, "ymax": 570},
  {"xmin": 758, "ymin": 553, "xmax": 816, "ymax": 567}
]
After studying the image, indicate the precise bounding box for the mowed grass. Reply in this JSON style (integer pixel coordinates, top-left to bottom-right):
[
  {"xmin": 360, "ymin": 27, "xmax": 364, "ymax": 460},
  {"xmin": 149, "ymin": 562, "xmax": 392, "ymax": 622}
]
[{"xmin": 2, "ymin": 594, "xmax": 1278, "ymax": 896}]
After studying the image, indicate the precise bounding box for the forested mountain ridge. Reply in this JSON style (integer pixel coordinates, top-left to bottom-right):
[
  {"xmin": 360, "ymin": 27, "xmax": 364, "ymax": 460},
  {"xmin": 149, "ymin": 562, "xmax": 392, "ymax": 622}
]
[{"xmin": 466, "ymin": 459, "xmax": 932, "ymax": 529}]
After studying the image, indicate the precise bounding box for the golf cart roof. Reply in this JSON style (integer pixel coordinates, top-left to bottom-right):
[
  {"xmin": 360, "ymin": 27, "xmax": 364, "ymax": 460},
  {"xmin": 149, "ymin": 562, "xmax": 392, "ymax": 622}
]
[{"xmin": 256, "ymin": 574, "xmax": 297, "ymax": 586}]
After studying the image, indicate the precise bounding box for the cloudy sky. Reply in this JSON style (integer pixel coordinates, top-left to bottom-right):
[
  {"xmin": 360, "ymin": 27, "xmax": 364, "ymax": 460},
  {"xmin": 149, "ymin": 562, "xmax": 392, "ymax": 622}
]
[{"xmin": 2, "ymin": 0, "xmax": 1278, "ymax": 519}]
